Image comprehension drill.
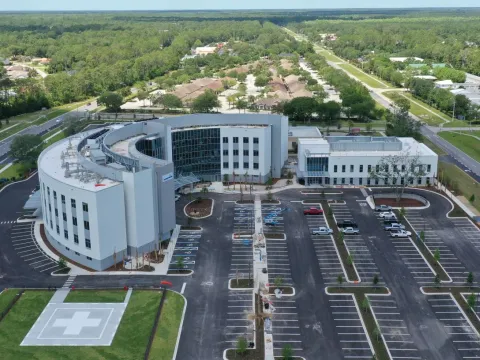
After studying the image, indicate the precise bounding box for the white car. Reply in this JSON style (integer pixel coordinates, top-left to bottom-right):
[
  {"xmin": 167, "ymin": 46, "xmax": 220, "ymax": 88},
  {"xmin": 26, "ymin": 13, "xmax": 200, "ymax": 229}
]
[
  {"xmin": 342, "ymin": 227, "xmax": 360, "ymax": 235},
  {"xmin": 390, "ymin": 230, "xmax": 412, "ymax": 238},
  {"xmin": 379, "ymin": 211, "xmax": 397, "ymax": 219},
  {"xmin": 312, "ymin": 227, "xmax": 333, "ymax": 235},
  {"xmin": 384, "ymin": 223, "xmax": 406, "ymax": 231}
]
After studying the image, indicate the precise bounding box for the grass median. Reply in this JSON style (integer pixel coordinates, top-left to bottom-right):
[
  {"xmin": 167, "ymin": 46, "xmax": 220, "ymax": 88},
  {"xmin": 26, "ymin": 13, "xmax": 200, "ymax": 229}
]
[
  {"xmin": 338, "ymin": 63, "xmax": 390, "ymax": 89},
  {"xmin": 438, "ymin": 132, "xmax": 480, "ymax": 163}
]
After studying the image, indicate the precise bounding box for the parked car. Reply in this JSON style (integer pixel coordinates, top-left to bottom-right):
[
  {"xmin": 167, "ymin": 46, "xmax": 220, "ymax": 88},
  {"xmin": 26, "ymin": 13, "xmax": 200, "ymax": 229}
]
[
  {"xmin": 175, "ymin": 194, "xmax": 181, "ymax": 202},
  {"xmin": 312, "ymin": 226, "xmax": 333, "ymax": 235},
  {"xmin": 383, "ymin": 218, "xmax": 399, "ymax": 225},
  {"xmin": 379, "ymin": 211, "xmax": 397, "ymax": 219},
  {"xmin": 342, "ymin": 227, "xmax": 360, "ymax": 235},
  {"xmin": 390, "ymin": 230, "xmax": 412, "ymax": 238},
  {"xmin": 304, "ymin": 207, "xmax": 323, "ymax": 215},
  {"xmin": 265, "ymin": 219, "xmax": 279, "ymax": 226},
  {"xmin": 384, "ymin": 223, "xmax": 406, "ymax": 231},
  {"xmin": 375, "ymin": 205, "xmax": 392, "ymax": 212},
  {"xmin": 337, "ymin": 220, "xmax": 358, "ymax": 228}
]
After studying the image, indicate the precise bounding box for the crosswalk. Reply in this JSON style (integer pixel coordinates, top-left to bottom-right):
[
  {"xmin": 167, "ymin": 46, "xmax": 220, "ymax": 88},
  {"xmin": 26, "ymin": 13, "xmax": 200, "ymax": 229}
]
[
  {"xmin": 62, "ymin": 275, "xmax": 76, "ymax": 289},
  {"xmin": 0, "ymin": 220, "xmax": 17, "ymax": 225}
]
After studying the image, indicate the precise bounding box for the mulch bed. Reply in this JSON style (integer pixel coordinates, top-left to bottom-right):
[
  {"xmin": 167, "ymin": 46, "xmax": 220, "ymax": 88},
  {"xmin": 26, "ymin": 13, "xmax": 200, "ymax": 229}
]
[
  {"xmin": 181, "ymin": 226, "xmax": 202, "ymax": 230},
  {"xmin": 374, "ymin": 198, "xmax": 425, "ymax": 207},
  {"xmin": 261, "ymin": 200, "xmax": 280, "ymax": 204},
  {"xmin": 185, "ymin": 198, "xmax": 213, "ymax": 218},
  {"xmin": 105, "ymin": 263, "xmax": 155, "ymax": 272},
  {"xmin": 52, "ymin": 267, "xmax": 71, "ymax": 275},
  {"xmin": 167, "ymin": 269, "xmax": 192, "ymax": 275},
  {"xmin": 231, "ymin": 279, "xmax": 254, "ymax": 289},
  {"xmin": 237, "ymin": 200, "xmax": 254, "ymax": 204}
]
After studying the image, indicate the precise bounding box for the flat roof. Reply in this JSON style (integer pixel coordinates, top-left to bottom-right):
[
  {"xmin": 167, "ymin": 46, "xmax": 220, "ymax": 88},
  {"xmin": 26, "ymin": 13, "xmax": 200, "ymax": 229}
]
[
  {"xmin": 288, "ymin": 126, "xmax": 322, "ymax": 138},
  {"xmin": 110, "ymin": 134, "xmax": 145, "ymax": 157},
  {"xmin": 298, "ymin": 138, "xmax": 329, "ymax": 145},
  {"xmin": 39, "ymin": 136, "xmax": 120, "ymax": 192},
  {"xmin": 329, "ymin": 138, "xmax": 437, "ymax": 157}
]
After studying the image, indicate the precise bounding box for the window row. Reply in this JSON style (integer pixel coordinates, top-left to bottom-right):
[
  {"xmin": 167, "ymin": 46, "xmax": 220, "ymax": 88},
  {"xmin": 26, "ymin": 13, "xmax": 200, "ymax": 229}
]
[
  {"xmin": 51, "ymin": 221, "xmax": 91, "ymax": 249},
  {"xmin": 223, "ymin": 137, "xmax": 259, "ymax": 144},
  {"xmin": 332, "ymin": 164, "xmax": 432, "ymax": 173},
  {"xmin": 329, "ymin": 177, "xmax": 427, "ymax": 185},
  {"xmin": 223, "ymin": 162, "xmax": 259, "ymax": 170},
  {"xmin": 222, "ymin": 150, "xmax": 259, "ymax": 156}
]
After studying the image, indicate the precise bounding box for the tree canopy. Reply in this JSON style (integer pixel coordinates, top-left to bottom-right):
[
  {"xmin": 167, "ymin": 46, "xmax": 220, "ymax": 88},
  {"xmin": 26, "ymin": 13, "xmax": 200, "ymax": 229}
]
[
  {"xmin": 97, "ymin": 92, "xmax": 123, "ymax": 112},
  {"xmin": 192, "ymin": 90, "xmax": 220, "ymax": 113},
  {"xmin": 10, "ymin": 134, "xmax": 44, "ymax": 164}
]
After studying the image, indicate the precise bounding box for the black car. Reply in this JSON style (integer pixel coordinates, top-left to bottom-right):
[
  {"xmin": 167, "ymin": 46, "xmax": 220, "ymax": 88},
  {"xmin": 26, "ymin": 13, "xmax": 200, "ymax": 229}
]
[{"xmin": 337, "ymin": 220, "xmax": 358, "ymax": 228}]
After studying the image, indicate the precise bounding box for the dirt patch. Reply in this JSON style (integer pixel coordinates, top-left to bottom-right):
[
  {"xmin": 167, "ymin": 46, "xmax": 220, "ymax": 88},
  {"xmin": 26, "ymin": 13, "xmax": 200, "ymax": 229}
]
[
  {"xmin": 374, "ymin": 197, "xmax": 425, "ymax": 207},
  {"xmin": 185, "ymin": 198, "xmax": 213, "ymax": 218},
  {"xmin": 231, "ymin": 279, "xmax": 254, "ymax": 288}
]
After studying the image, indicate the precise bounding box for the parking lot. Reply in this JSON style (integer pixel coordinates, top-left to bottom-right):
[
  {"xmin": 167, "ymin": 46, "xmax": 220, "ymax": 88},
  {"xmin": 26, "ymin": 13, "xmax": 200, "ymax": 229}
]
[
  {"xmin": 224, "ymin": 291, "xmax": 255, "ymax": 346},
  {"xmin": 168, "ymin": 229, "xmax": 201, "ymax": 272},
  {"xmin": 262, "ymin": 204, "xmax": 287, "ymax": 235},
  {"xmin": 372, "ymin": 210, "xmax": 435, "ymax": 285},
  {"xmin": 266, "ymin": 236, "xmax": 293, "ymax": 287},
  {"xmin": 233, "ymin": 204, "xmax": 255, "ymax": 235},
  {"xmin": 10, "ymin": 222, "xmax": 60, "ymax": 273},
  {"xmin": 230, "ymin": 204, "xmax": 254, "ymax": 279},
  {"xmin": 328, "ymin": 294, "xmax": 373, "ymax": 359},
  {"xmin": 368, "ymin": 296, "xmax": 420, "ymax": 359},
  {"xmin": 427, "ymin": 294, "xmax": 480, "ymax": 359},
  {"xmin": 270, "ymin": 296, "xmax": 304, "ymax": 358},
  {"xmin": 450, "ymin": 218, "xmax": 480, "ymax": 252},
  {"xmin": 302, "ymin": 203, "xmax": 345, "ymax": 285},
  {"xmin": 406, "ymin": 209, "xmax": 469, "ymax": 284},
  {"xmin": 330, "ymin": 203, "xmax": 384, "ymax": 285}
]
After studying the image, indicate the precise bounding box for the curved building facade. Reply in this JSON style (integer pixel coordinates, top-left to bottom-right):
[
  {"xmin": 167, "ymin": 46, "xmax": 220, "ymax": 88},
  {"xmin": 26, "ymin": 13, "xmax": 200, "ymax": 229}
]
[{"xmin": 38, "ymin": 114, "xmax": 288, "ymax": 270}]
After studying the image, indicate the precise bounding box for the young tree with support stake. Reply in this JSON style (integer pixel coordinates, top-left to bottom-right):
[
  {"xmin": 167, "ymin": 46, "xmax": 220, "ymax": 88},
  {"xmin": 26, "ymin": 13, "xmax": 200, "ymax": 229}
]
[
  {"xmin": 467, "ymin": 272, "xmax": 474, "ymax": 288},
  {"xmin": 369, "ymin": 151, "xmax": 426, "ymax": 203}
]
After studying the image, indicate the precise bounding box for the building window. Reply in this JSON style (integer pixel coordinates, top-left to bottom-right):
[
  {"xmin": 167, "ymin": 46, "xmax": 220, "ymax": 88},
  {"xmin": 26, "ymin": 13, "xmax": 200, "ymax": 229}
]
[
  {"xmin": 342, "ymin": 165, "xmax": 346, "ymax": 173},
  {"xmin": 223, "ymin": 150, "xmax": 228, "ymax": 156},
  {"xmin": 75, "ymin": 251, "xmax": 80, "ymax": 256},
  {"xmin": 233, "ymin": 137, "xmax": 239, "ymax": 144},
  {"xmin": 62, "ymin": 212, "xmax": 67, "ymax": 221},
  {"xmin": 61, "ymin": 195, "xmax": 65, "ymax": 204},
  {"xmin": 50, "ymin": 220, "xmax": 53, "ymax": 229},
  {"xmin": 384, "ymin": 177, "xmax": 389, "ymax": 185},
  {"xmin": 368, "ymin": 165, "xmax": 372, "ymax": 173},
  {"xmin": 47, "ymin": 187, "xmax": 50, "ymax": 196},
  {"xmin": 53, "ymin": 191, "xmax": 57, "ymax": 200},
  {"xmin": 341, "ymin": 178, "xmax": 345, "ymax": 184},
  {"xmin": 392, "ymin": 178, "xmax": 397, "ymax": 185},
  {"xmin": 359, "ymin": 178, "xmax": 363, "ymax": 185},
  {"xmin": 334, "ymin": 165, "xmax": 338, "ymax": 173},
  {"xmin": 409, "ymin": 177, "xmax": 414, "ymax": 184},
  {"xmin": 85, "ymin": 239, "xmax": 91, "ymax": 249},
  {"xmin": 418, "ymin": 165, "xmax": 423, "ymax": 172},
  {"xmin": 82, "ymin": 202, "xmax": 88, "ymax": 212},
  {"xmin": 402, "ymin": 165, "xmax": 406, "ymax": 171},
  {"xmin": 253, "ymin": 150, "xmax": 259, "ymax": 156},
  {"xmin": 417, "ymin": 177, "xmax": 422, "ymax": 185},
  {"xmin": 84, "ymin": 221, "xmax": 90, "ymax": 230},
  {"xmin": 393, "ymin": 165, "xmax": 398, "ymax": 172},
  {"xmin": 350, "ymin": 165, "xmax": 354, "ymax": 172},
  {"xmin": 48, "ymin": 204, "xmax": 52, "ymax": 212},
  {"xmin": 87, "ymin": 256, "xmax": 92, "ymax": 260},
  {"xmin": 223, "ymin": 162, "xmax": 229, "ymax": 169},
  {"xmin": 233, "ymin": 150, "xmax": 239, "ymax": 156},
  {"xmin": 367, "ymin": 178, "xmax": 371, "ymax": 185},
  {"xmin": 223, "ymin": 137, "xmax": 228, "ymax": 143},
  {"xmin": 74, "ymin": 234, "xmax": 79, "ymax": 244},
  {"xmin": 376, "ymin": 165, "xmax": 379, "ymax": 173},
  {"xmin": 64, "ymin": 230, "xmax": 68, "ymax": 239},
  {"xmin": 253, "ymin": 137, "xmax": 259, "ymax": 144},
  {"xmin": 71, "ymin": 199, "xmax": 76, "ymax": 208},
  {"xmin": 333, "ymin": 178, "xmax": 337, "ymax": 185},
  {"xmin": 360, "ymin": 165, "xmax": 364, "ymax": 173},
  {"xmin": 66, "ymin": 247, "xmax": 70, "ymax": 251},
  {"xmin": 233, "ymin": 162, "xmax": 239, "ymax": 169},
  {"xmin": 427, "ymin": 164, "xmax": 431, "ymax": 172},
  {"xmin": 243, "ymin": 137, "xmax": 249, "ymax": 144},
  {"xmin": 55, "ymin": 209, "xmax": 58, "ymax": 217},
  {"xmin": 253, "ymin": 163, "xmax": 259, "ymax": 169},
  {"xmin": 244, "ymin": 162, "xmax": 249, "ymax": 169},
  {"xmin": 72, "ymin": 217, "xmax": 77, "ymax": 226},
  {"xmin": 375, "ymin": 178, "xmax": 379, "ymax": 185},
  {"xmin": 349, "ymin": 178, "xmax": 353, "ymax": 185},
  {"xmin": 56, "ymin": 225, "xmax": 60, "ymax": 234},
  {"xmin": 243, "ymin": 150, "xmax": 249, "ymax": 156},
  {"xmin": 401, "ymin": 177, "xmax": 405, "ymax": 185},
  {"xmin": 385, "ymin": 165, "xmax": 389, "ymax": 172}
]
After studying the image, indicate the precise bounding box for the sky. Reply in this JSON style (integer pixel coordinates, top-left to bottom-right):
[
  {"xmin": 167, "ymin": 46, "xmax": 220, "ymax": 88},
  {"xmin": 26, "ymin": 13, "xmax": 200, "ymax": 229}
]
[{"xmin": 2, "ymin": 0, "xmax": 479, "ymax": 11}]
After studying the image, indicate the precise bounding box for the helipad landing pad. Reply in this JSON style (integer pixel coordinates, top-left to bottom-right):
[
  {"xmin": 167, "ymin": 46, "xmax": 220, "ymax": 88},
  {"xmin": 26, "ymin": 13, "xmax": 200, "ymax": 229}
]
[{"xmin": 21, "ymin": 302, "xmax": 126, "ymax": 346}]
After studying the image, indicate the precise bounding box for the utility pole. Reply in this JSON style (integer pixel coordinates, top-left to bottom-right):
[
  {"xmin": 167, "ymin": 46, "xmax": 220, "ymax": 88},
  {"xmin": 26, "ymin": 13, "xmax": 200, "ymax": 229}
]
[{"xmin": 452, "ymin": 96, "xmax": 456, "ymax": 121}]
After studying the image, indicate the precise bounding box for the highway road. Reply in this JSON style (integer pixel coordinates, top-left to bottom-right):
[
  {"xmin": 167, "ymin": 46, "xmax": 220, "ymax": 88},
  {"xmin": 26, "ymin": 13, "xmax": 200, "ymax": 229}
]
[{"xmin": 0, "ymin": 101, "xmax": 97, "ymax": 162}]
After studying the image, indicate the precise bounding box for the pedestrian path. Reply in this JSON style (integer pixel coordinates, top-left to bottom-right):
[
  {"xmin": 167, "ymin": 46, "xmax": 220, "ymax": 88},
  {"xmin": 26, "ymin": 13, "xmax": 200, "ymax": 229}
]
[
  {"xmin": 0, "ymin": 219, "xmax": 16, "ymax": 224},
  {"xmin": 62, "ymin": 275, "xmax": 76, "ymax": 289}
]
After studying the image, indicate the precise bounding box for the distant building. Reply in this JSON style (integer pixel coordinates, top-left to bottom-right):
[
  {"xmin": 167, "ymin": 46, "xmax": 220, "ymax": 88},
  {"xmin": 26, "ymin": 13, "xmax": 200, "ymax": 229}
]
[
  {"xmin": 194, "ymin": 46, "xmax": 217, "ymax": 56},
  {"xmin": 254, "ymin": 98, "xmax": 282, "ymax": 111},
  {"xmin": 413, "ymin": 75, "xmax": 437, "ymax": 80},
  {"xmin": 435, "ymin": 80, "xmax": 454, "ymax": 88},
  {"xmin": 288, "ymin": 126, "xmax": 322, "ymax": 152},
  {"xmin": 390, "ymin": 57, "xmax": 424, "ymax": 63}
]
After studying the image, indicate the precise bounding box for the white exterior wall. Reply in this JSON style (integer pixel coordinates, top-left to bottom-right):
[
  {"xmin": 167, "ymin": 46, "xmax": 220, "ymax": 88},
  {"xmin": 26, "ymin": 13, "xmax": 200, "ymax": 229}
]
[
  {"xmin": 297, "ymin": 140, "xmax": 329, "ymax": 172},
  {"xmin": 39, "ymin": 169, "xmax": 127, "ymax": 266},
  {"xmin": 220, "ymin": 127, "xmax": 271, "ymax": 177},
  {"xmin": 122, "ymin": 169, "xmax": 157, "ymax": 251}
]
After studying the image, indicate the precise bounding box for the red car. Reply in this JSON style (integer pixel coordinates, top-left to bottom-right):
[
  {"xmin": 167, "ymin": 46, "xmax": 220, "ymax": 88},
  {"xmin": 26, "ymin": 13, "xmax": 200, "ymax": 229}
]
[{"xmin": 304, "ymin": 207, "xmax": 323, "ymax": 215}]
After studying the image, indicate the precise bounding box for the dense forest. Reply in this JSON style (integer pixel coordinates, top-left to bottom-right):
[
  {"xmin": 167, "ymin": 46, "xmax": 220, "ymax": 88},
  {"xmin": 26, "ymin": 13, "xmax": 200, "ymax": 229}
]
[{"xmin": 288, "ymin": 16, "xmax": 480, "ymax": 75}]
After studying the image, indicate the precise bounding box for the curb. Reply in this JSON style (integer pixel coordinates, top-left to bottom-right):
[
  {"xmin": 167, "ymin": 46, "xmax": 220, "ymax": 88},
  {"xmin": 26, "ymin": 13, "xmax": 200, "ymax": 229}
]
[
  {"xmin": 183, "ymin": 198, "xmax": 215, "ymax": 219},
  {"xmin": 228, "ymin": 278, "xmax": 254, "ymax": 291},
  {"xmin": 172, "ymin": 290, "xmax": 188, "ymax": 360},
  {"xmin": 0, "ymin": 170, "xmax": 38, "ymax": 195}
]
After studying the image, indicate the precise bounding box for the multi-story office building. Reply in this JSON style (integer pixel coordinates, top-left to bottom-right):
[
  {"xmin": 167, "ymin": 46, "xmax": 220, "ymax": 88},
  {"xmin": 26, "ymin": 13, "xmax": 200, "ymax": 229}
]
[
  {"xmin": 37, "ymin": 114, "xmax": 288, "ymax": 270},
  {"xmin": 297, "ymin": 136, "xmax": 438, "ymax": 186}
]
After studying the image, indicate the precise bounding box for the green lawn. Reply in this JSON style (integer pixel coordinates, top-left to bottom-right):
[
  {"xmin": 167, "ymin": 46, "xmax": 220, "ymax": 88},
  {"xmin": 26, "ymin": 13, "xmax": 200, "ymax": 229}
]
[
  {"xmin": 444, "ymin": 120, "xmax": 480, "ymax": 128},
  {"xmin": 383, "ymin": 91, "xmax": 448, "ymax": 126},
  {"xmin": 43, "ymin": 130, "xmax": 66, "ymax": 145},
  {"xmin": 338, "ymin": 63, "xmax": 390, "ymax": 89},
  {"xmin": 0, "ymin": 290, "xmax": 172, "ymax": 360},
  {"xmin": 439, "ymin": 162, "xmax": 480, "ymax": 212},
  {"xmin": 0, "ymin": 163, "xmax": 25, "ymax": 180},
  {"xmin": 439, "ymin": 132, "xmax": 480, "ymax": 162},
  {"xmin": 64, "ymin": 290, "xmax": 127, "ymax": 303},
  {"xmin": 458, "ymin": 130, "xmax": 480, "ymax": 137},
  {"xmin": 0, "ymin": 289, "xmax": 21, "ymax": 314},
  {"xmin": 315, "ymin": 47, "xmax": 344, "ymax": 62},
  {"xmin": 150, "ymin": 291, "xmax": 185, "ymax": 360}
]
